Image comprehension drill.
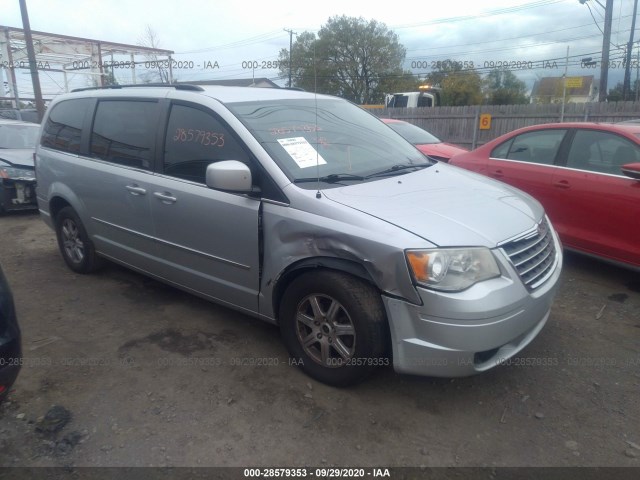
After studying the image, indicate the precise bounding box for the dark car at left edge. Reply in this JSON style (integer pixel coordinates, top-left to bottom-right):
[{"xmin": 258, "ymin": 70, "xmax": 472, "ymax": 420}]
[{"xmin": 0, "ymin": 263, "xmax": 21, "ymax": 403}]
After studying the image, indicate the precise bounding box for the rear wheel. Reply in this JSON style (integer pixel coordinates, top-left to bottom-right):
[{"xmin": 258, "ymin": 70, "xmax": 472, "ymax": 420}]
[
  {"xmin": 55, "ymin": 206, "xmax": 104, "ymax": 273},
  {"xmin": 279, "ymin": 270, "xmax": 388, "ymax": 387}
]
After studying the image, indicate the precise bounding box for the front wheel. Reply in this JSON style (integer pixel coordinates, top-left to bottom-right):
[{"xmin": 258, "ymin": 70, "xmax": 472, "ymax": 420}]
[
  {"xmin": 55, "ymin": 206, "xmax": 104, "ymax": 274},
  {"xmin": 279, "ymin": 270, "xmax": 389, "ymax": 387}
]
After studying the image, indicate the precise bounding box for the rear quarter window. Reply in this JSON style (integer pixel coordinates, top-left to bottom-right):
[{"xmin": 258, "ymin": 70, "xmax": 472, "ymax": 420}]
[{"xmin": 41, "ymin": 99, "xmax": 91, "ymax": 154}]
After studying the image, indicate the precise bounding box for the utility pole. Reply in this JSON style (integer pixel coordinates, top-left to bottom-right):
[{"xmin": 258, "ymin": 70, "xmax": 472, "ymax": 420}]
[
  {"xmin": 623, "ymin": 0, "xmax": 638, "ymax": 100},
  {"xmin": 599, "ymin": 0, "xmax": 614, "ymax": 101},
  {"xmin": 561, "ymin": 46, "xmax": 569, "ymax": 122},
  {"xmin": 283, "ymin": 28, "xmax": 297, "ymax": 88},
  {"xmin": 18, "ymin": 0, "xmax": 45, "ymax": 121},
  {"xmin": 636, "ymin": 46, "xmax": 640, "ymax": 101}
]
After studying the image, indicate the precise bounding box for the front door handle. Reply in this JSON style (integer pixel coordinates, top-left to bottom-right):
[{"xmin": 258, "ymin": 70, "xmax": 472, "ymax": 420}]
[
  {"xmin": 154, "ymin": 191, "xmax": 177, "ymax": 204},
  {"xmin": 553, "ymin": 180, "xmax": 570, "ymax": 189},
  {"xmin": 126, "ymin": 184, "xmax": 147, "ymax": 196},
  {"xmin": 491, "ymin": 169, "xmax": 504, "ymax": 178}
]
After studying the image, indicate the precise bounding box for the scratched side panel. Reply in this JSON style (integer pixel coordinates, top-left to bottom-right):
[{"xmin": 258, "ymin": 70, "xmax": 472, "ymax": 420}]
[{"xmin": 258, "ymin": 188, "xmax": 431, "ymax": 320}]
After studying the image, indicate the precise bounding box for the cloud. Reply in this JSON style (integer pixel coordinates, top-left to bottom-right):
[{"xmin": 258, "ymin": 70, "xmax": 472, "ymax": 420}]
[{"xmin": 3, "ymin": 0, "xmax": 639, "ymax": 96}]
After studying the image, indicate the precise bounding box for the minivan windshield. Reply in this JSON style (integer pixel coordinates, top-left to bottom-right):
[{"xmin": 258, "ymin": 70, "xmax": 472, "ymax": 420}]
[{"xmin": 227, "ymin": 98, "xmax": 430, "ymax": 187}]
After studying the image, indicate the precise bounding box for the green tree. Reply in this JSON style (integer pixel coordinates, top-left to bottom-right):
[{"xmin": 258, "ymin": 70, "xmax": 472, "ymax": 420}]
[
  {"xmin": 374, "ymin": 70, "xmax": 421, "ymax": 102},
  {"xmin": 278, "ymin": 16, "xmax": 408, "ymax": 104},
  {"xmin": 484, "ymin": 69, "xmax": 528, "ymax": 105},
  {"xmin": 423, "ymin": 59, "xmax": 483, "ymax": 106},
  {"xmin": 607, "ymin": 81, "xmax": 624, "ymax": 101},
  {"xmin": 278, "ymin": 32, "xmax": 326, "ymax": 92},
  {"xmin": 442, "ymin": 72, "xmax": 483, "ymax": 105},
  {"xmin": 423, "ymin": 59, "xmax": 463, "ymax": 87},
  {"xmin": 607, "ymin": 77, "xmax": 640, "ymax": 101}
]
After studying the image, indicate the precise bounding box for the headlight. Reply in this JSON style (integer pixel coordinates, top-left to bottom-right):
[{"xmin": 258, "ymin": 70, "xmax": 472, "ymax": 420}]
[
  {"xmin": 0, "ymin": 166, "xmax": 35, "ymax": 180},
  {"xmin": 406, "ymin": 247, "xmax": 500, "ymax": 292}
]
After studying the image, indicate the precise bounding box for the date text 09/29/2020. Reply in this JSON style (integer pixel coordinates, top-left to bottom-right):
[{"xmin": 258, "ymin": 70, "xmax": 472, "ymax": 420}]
[{"xmin": 243, "ymin": 468, "xmax": 391, "ymax": 478}]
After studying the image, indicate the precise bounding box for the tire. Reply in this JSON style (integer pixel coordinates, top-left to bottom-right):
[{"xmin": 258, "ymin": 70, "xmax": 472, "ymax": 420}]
[
  {"xmin": 54, "ymin": 206, "xmax": 104, "ymax": 274},
  {"xmin": 279, "ymin": 270, "xmax": 389, "ymax": 387}
]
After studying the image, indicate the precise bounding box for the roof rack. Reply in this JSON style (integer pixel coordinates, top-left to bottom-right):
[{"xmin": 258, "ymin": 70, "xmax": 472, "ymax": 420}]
[{"xmin": 71, "ymin": 83, "xmax": 205, "ymax": 93}]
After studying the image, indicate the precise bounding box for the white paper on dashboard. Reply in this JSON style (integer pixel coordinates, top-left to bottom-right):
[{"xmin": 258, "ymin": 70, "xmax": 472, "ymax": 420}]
[{"xmin": 277, "ymin": 137, "xmax": 327, "ymax": 169}]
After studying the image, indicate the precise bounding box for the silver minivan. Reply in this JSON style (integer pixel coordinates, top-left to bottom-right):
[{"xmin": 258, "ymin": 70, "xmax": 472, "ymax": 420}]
[{"xmin": 35, "ymin": 85, "xmax": 562, "ymax": 386}]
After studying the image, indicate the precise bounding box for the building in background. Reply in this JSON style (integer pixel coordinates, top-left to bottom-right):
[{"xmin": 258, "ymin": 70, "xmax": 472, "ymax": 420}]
[{"xmin": 530, "ymin": 75, "xmax": 597, "ymax": 104}]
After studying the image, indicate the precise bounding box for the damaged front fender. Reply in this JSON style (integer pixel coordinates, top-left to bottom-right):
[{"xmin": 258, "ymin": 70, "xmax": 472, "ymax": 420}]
[{"xmin": 259, "ymin": 197, "xmax": 430, "ymax": 320}]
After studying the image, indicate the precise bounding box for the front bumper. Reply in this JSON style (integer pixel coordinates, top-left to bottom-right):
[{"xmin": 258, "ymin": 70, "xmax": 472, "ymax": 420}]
[
  {"xmin": 1, "ymin": 179, "xmax": 38, "ymax": 212},
  {"xmin": 385, "ymin": 232, "xmax": 563, "ymax": 377}
]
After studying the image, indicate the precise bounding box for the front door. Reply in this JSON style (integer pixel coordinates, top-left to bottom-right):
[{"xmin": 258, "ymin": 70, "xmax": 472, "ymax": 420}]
[{"xmin": 148, "ymin": 102, "xmax": 261, "ymax": 312}]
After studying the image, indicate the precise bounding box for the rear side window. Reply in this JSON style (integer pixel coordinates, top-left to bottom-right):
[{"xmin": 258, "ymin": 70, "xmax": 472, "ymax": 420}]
[
  {"xmin": 90, "ymin": 100, "xmax": 158, "ymax": 170},
  {"xmin": 566, "ymin": 129, "xmax": 640, "ymax": 174},
  {"xmin": 41, "ymin": 99, "xmax": 91, "ymax": 154}
]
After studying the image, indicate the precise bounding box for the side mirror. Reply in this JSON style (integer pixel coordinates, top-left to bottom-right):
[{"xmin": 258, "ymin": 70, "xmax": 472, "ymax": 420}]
[
  {"xmin": 621, "ymin": 162, "xmax": 640, "ymax": 180},
  {"xmin": 206, "ymin": 160, "xmax": 252, "ymax": 192}
]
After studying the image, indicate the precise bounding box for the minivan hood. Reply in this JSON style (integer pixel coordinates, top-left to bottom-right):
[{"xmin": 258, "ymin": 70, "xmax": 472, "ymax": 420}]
[{"xmin": 321, "ymin": 163, "xmax": 543, "ymax": 248}]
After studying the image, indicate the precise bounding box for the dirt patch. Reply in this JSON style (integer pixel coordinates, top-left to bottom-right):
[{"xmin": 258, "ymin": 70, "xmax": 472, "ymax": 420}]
[{"xmin": 0, "ymin": 214, "xmax": 639, "ymax": 468}]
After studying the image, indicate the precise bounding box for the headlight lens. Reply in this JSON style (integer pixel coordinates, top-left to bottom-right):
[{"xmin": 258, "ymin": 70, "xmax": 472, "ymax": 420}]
[
  {"xmin": 406, "ymin": 247, "xmax": 500, "ymax": 291},
  {"xmin": 0, "ymin": 166, "xmax": 35, "ymax": 180}
]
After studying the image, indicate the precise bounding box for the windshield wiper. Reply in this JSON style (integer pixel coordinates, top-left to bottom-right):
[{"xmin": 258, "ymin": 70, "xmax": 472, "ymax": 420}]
[
  {"xmin": 365, "ymin": 163, "xmax": 431, "ymax": 179},
  {"xmin": 293, "ymin": 173, "xmax": 366, "ymax": 184}
]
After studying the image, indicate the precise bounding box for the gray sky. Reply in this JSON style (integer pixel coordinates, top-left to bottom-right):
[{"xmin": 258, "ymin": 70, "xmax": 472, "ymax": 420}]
[{"xmin": 2, "ymin": 0, "xmax": 639, "ymax": 98}]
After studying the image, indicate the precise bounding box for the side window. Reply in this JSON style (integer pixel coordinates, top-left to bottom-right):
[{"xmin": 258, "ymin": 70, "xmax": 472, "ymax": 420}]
[
  {"xmin": 491, "ymin": 139, "xmax": 513, "ymax": 159},
  {"xmin": 41, "ymin": 99, "xmax": 90, "ymax": 154},
  {"xmin": 163, "ymin": 104, "xmax": 249, "ymax": 184},
  {"xmin": 393, "ymin": 96, "xmax": 408, "ymax": 108},
  {"xmin": 90, "ymin": 100, "xmax": 158, "ymax": 170},
  {"xmin": 505, "ymin": 130, "xmax": 566, "ymax": 165},
  {"xmin": 566, "ymin": 130, "xmax": 640, "ymax": 175},
  {"xmin": 417, "ymin": 96, "xmax": 433, "ymax": 107}
]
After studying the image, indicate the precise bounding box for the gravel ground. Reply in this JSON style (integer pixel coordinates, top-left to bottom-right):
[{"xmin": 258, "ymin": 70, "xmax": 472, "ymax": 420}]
[{"xmin": 0, "ymin": 211, "xmax": 639, "ymax": 470}]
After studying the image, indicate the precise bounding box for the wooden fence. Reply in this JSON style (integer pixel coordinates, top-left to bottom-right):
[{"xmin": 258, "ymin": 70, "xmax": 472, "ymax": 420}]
[{"xmin": 369, "ymin": 101, "xmax": 640, "ymax": 149}]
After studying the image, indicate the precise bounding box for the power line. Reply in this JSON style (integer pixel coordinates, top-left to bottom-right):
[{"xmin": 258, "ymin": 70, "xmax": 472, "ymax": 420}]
[
  {"xmin": 406, "ymin": 21, "xmax": 606, "ymax": 53},
  {"xmin": 177, "ymin": 30, "xmax": 285, "ymax": 54},
  {"xmin": 586, "ymin": 1, "xmax": 607, "ymax": 36},
  {"xmin": 391, "ymin": 0, "xmax": 567, "ymax": 29}
]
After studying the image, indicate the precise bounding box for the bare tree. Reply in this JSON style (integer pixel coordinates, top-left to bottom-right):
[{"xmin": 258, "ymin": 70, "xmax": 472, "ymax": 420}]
[{"xmin": 138, "ymin": 25, "xmax": 170, "ymax": 83}]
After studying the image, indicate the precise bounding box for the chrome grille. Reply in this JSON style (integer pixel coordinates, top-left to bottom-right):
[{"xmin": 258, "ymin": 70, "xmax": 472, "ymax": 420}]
[{"xmin": 501, "ymin": 218, "xmax": 557, "ymax": 290}]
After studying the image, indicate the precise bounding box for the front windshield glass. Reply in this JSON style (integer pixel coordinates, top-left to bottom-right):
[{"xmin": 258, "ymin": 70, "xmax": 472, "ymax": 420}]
[
  {"xmin": 386, "ymin": 121, "xmax": 441, "ymax": 145},
  {"xmin": 0, "ymin": 124, "xmax": 40, "ymax": 149},
  {"xmin": 227, "ymin": 98, "xmax": 430, "ymax": 186}
]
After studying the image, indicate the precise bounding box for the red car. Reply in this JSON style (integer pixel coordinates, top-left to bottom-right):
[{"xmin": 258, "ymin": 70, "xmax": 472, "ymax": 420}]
[
  {"xmin": 450, "ymin": 122, "xmax": 640, "ymax": 270},
  {"xmin": 381, "ymin": 118, "xmax": 468, "ymax": 162}
]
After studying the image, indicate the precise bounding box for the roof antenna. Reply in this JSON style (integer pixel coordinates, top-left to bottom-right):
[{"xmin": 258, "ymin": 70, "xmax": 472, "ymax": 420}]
[{"xmin": 314, "ymin": 41, "xmax": 321, "ymax": 199}]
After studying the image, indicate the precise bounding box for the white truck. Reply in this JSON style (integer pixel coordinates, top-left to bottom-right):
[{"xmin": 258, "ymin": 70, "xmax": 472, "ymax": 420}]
[{"xmin": 385, "ymin": 88, "xmax": 440, "ymax": 108}]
